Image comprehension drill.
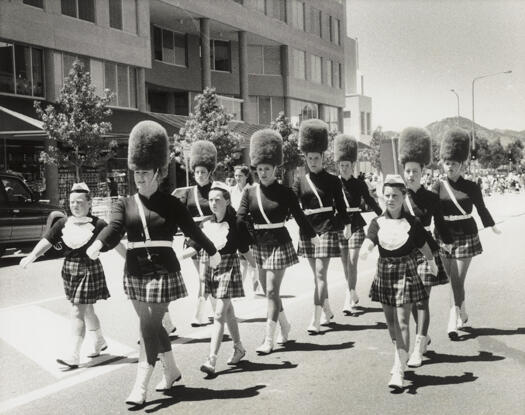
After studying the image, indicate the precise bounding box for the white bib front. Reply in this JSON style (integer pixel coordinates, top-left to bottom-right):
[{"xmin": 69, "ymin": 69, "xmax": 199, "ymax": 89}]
[
  {"xmin": 377, "ymin": 216, "xmax": 410, "ymax": 251},
  {"xmin": 61, "ymin": 216, "xmax": 95, "ymax": 249},
  {"xmin": 202, "ymin": 220, "xmax": 230, "ymax": 251}
]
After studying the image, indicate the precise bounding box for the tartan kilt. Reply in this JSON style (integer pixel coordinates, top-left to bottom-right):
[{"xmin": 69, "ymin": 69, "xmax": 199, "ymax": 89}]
[
  {"xmin": 298, "ymin": 230, "xmax": 341, "ymax": 258},
  {"xmin": 437, "ymin": 232, "xmax": 483, "ymax": 259},
  {"xmin": 416, "ymin": 250, "xmax": 449, "ymax": 287},
  {"xmin": 337, "ymin": 228, "xmax": 366, "ymax": 250},
  {"xmin": 201, "ymin": 253, "xmax": 245, "ymax": 299},
  {"xmin": 369, "ymin": 252, "xmax": 428, "ymax": 306},
  {"xmin": 253, "ymin": 241, "xmax": 298, "ymax": 270},
  {"xmin": 62, "ymin": 256, "xmax": 109, "ymax": 304},
  {"xmin": 124, "ymin": 270, "xmax": 187, "ymax": 303}
]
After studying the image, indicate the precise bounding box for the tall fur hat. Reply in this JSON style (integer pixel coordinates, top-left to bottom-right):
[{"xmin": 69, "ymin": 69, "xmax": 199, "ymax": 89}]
[
  {"xmin": 334, "ymin": 134, "xmax": 358, "ymax": 162},
  {"xmin": 440, "ymin": 128, "xmax": 470, "ymax": 162},
  {"xmin": 128, "ymin": 121, "xmax": 169, "ymax": 171},
  {"xmin": 398, "ymin": 127, "xmax": 431, "ymax": 166},
  {"xmin": 299, "ymin": 119, "xmax": 328, "ymax": 153},
  {"xmin": 190, "ymin": 140, "xmax": 217, "ymax": 172},
  {"xmin": 249, "ymin": 129, "xmax": 283, "ymax": 167}
]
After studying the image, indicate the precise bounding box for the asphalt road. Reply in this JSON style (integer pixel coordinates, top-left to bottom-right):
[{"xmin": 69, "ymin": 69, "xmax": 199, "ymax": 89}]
[{"xmin": 1, "ymin": 192, "xmax": 524, "ymax": 415}]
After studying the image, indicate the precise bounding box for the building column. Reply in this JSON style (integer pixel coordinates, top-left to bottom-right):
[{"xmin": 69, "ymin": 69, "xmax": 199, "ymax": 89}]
[
  {"xmin": 136, "ymin": 68, "xmax": 147, "ymax": 112},
  {"xmin": 319, "ymin": 104, "xmax": 327, "ymax": 123},
  {"xmin": 238, "ymin": 31, "xmax": 249, "ymax": 121},
  {"xmin": 281, "ymin": 45, "xmax": 290, "ymax": 117},
  {"xmin": 200, "ymin": 18, "xmax": 211, "ymax": 90},
  {"xmin": 337, "ymin": 107, "xmax": 344, "ymax": 132}
]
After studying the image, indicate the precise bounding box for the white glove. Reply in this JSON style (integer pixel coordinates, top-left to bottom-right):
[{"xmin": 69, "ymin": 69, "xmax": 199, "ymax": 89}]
[
  {"xmin": 209, "ymin": 252, "xmax": 221, "ymax": 269},
  {"xmin": 442, "ymin": 244, "xmax": 453, "ymax": 255},
  {"xmin": 86, "ymin": 240, "xmax": 103, "ymax": 260},
  {"xmin": 492, "ymin": 225, "xmax": 502, "ymax": 235},
  {"xmin": 311, "ymin": 235, "xmax": 321, "ymax": 246},
  {"xmin": 19, "ymin": 255, "xmax": 35, "ymax": 269},
  {"xmin": 343, "ymin": 224, "xmax": 352, "ymax": 240},
  {"xmin": 428, "ymin": 258, "xmax": 438, "ymax": 276}
]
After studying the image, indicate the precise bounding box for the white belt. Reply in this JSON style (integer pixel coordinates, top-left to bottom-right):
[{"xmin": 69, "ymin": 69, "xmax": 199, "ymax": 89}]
[
  {"xmin": 424, "ymin": 226, "xmax": 432, "ymax": 232},
  {"xmin": 253, "ymin": 222, "xmax": 286, "ymax": 230},
  {"xmin": 304, "ymin": 207, "xmax": 333, "ymax": 216},
  {"xmin": 193, "ymin": 215, "xmax": 212, "ymax": 223},
  {"xmin": 127, "ymin": 240, "xmax": 173, "ymax": 249},
  {"xmin": 444, "ymin": 214, "xmax": 472, "ymax": 221},
  {"xmin": 346, "ymin": 207, "xmax": 361, "ymax": 213}
]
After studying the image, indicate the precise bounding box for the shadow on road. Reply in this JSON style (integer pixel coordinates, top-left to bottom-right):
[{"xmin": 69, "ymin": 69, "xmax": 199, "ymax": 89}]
[
  {"xmin": 456, "ymin": 326, "xmax": 525, "ymax": 341},
  {"xmin": 274, "ymin": 340, "xmax": 355, "ymax": 352},
  {"xmin": 423, "ymin": 350, "xmax": 505, "ymax": 365},
  {"xmin": 175, "ymin": 334, "xmax": 231, "ymax": 345},
  {"xmin": 404, "ymin": 371, "xmax": 478, "ymax": 394},
  {"xmin": 344, "ymin": 306, "xmax": 383, "ymax": 317},
  {"xmin": 208, "ymin": 360, "xmax": 298, "ymax": 378},
  {"xmin": 136, "ymin": 384, "xmax": 266, "ymax": 412},
  {"xmin": 323, "ymin": 321, "xmax": 388, "ymax": 333},
  {"xmin": 237, "ymin": 317, "xmax": 267, "ymax": 324}
]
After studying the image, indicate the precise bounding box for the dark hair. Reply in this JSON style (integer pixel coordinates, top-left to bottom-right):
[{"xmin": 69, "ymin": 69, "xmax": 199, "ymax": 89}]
[
  {"xmin": 382, "ymin": 183, "xmax": 407, "ymax": 195},
  {"xmin": 209, "ymin": 187, "xmax": 231, "ymax": 202},
  {"xmin": 234, "ymin": 164, "xmax": 253, "ymax": 184}
]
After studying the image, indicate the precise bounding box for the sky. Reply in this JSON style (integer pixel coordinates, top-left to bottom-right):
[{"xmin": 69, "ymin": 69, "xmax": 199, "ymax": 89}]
[{"xmin": 346, "ymin": 0, "xmax": 525, "ymax": 132}]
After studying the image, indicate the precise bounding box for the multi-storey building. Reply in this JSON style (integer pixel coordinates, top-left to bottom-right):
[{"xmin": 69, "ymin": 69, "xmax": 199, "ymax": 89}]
[{"xmin": 0, "ymin": 0, "xmax": 371, "ymax": 199}]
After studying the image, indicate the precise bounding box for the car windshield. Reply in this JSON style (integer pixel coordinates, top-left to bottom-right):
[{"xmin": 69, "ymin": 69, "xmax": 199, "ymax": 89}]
[{"xmin": 2, "ymin": 178, "xmax": 32, "ymax": 203}]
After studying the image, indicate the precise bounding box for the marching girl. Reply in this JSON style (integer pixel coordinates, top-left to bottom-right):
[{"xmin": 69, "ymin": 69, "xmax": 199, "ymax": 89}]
[
  {"xmin": 432, "ymin": 128, "xmax": 499, "ymax": 340},
  {"xmin": 334, "ymin": 134, "xmax": 382, "ymax": 316},
  {"xmin": 20, "ymin": 182, "xmax": 109, "ymax": 368},
  {"xmin": 292, "ymin": 120, "xmax": 352, "ymax": 334},
  {"xmin": 398, "ymin": 127, "xmax": 453, "ymax": 367},
  {"xmin": 182, "ymin": 181, "xmax": 255, "ymax": 375},
  {"xmin": 86, "ymin": 121, "xmax": 220, "ymax": 405},
  {"xmin": 237, "ymin": 129, "xmax": 318, "ymax": 354},
  {"xmin": 173, "ymin": 141, "xmax": 217, "ymax": 327},
  {"xmin": 360, "ymin": 174, "xmax": 438, "ymax": 389}
]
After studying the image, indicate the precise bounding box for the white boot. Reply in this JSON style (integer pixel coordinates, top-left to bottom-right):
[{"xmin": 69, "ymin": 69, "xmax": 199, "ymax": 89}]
[
  {"xmin": 208, "ymin": 296, "xmax": 217, "ymax": 322},
  {"xmin": 350, "ymin": 291, "xmax": 360, "ymax": 313},
  {"xmin": 343, "ymin": 291, "xmax": 352, "ymax": 315},
  {"xmin": 457, "ymin": 301, "xmax": 469, "ymax": 329},
  {"xmin": 57, "ymin": 335, "xmax": 83, "ymax": 368},
  {"xmin": 448, "ymin": 306, "xmax": 459, "ymax": 340},
  {"xmin": 388, "ymin": 349, "xmax": 407, "ymax": 390},
  {"xmin": 407, "ymin": 335, "xmax": 426, "ymax": 368},
  {"xmin": 126, "ymin": 362, "xmax": 154, "ymax": 405},
  {"xmin": 320, "ymin": 298, "xmax": 334, "ymax": 326},
  {"xmin": 276, "ymin": 311, "xmax": 292, "ymax": 344},
  {"xmin": 256, "ymin": 320, "xmax": 276, "ymax": 355},
  {"xmin": 155, "ymin": 351, "xmax": 182, "ymax": 391},
  {"xmin": 162, "ymin": 312, "xmax": 177, "ymax": 334},
  {"xmin": 227, "ymin": 342, "xmax": 246, "ymax": 365},
  {"xmin": 390, "ymin": 341, "xmax": 398, "ymax": 374},
  {"xmin": 200, "ymin": 354, "xmax": 217, "ymax": 375},
  {"xmin": 307, "ymin": 306, "xmax": 322, "ymax": 334},
  {"xmin": 86, "ymin": 328, "xmax": 107, "ymax": 358},
  {"xmin": 191, "ymin": 297, "xmax": 208, "ymax": 327}
]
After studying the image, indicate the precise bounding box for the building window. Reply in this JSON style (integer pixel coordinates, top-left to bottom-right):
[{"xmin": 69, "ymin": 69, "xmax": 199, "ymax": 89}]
[
  {"xmin": 104, "ymin": 62, "xmax": 137, "ymax": 108},
  {"xmin": 360, "ymin": 111, "xmax": 365, "ymax": 135},
  {"xmin": 249, "ymin": 96, "xmax": 284, "ymax": 124},
  {"xmin": 270, "ymin": 0, "xmax": 286, "ymax": 22},
  {"xmin": 323, "ymin": 105, "xmax": 339, "ymax": 131},
  {"xmin": 61, "ymin": 0, "xmax": 95, "ymax": 23},
  {"xmin": 290, "ymin": 99, "xmax": 318, "ymax": 127},
  {"xmin": 293, "ymin": 49, "xmax": 306, "ymax": 80},
  {"xmin": 310, "ymin": 7, "xmax": 321, "ymax": 37},
  {"xmin": 333, "ymin": 18, "xmax": 341, "ymax": 45},
  {"xmin": 310, "ymin": 55, "xmax": 322, "ymax": 84},
  {"xmin": 333, "ymin": 62, "xmax": 341, "ymax": 89},
  {"xmin": 63, "ymin": 53, "xmax": 90, "ymax": 77},
  {"xmin": 210, "ymin": 40, "xmax": 231, "ymax": 72},
  {"xmin": 325, "ymin": 59, "xmax": 333, "ymax": 87},
  {"xmin": 232, "ymin": 0, "xmax": 243, "ymax": 4},
  {"xmin": 291, "ymin": 0, "xmax": 305, "ymax": 31},
  {"xmin": 23, "ymin": 0, "xmax": 43, "ymax": 8},
  {"xmin": 153, "ymin": 26, "xmax": 187, "ymax": 67},
  {"xmin": 366, "ymin": 112, "xmax": 371, "ymax": 135},
  {"xmin": 248, "ymin": 45, "xmax": 281, "ymax": 75},
  {"xmin": 0, "ymin": 42, "xmax": 44, "ymax": 97},
  {"xmin": 217, "ymin": 95, "xmax": 242, "ymax": 120},
  {"xmin": 109, "ymin": 0, "xmax": 122, "ymax": 30},
  {"xmin": 254, "ymin": 0, "xmax": 266, "ymax": 14}
]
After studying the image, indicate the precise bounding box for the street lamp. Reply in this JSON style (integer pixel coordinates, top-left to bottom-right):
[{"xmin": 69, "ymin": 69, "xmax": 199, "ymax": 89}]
[
  {"xmin": 450, "ymin": 89, "xmax": 460, "ymax": 125},
  {"xmin": 471, "ymin": 70, "xmax": 512, "ymax": 151}
]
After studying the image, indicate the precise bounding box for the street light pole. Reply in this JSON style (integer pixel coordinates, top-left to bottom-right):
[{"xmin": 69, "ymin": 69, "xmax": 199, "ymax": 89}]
[
  {"xmin": 450, "ymin": 89, "xmax": 460, "ymax": 125},
  {"xmin": 471, "ymin": 70, "xmax": 512, "ymax": 151}
]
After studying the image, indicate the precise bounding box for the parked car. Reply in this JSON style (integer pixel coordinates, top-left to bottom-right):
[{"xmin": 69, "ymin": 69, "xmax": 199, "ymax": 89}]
[{"xmin": 0, "ymin": 171, "xmax": 66, "ymax": 257}]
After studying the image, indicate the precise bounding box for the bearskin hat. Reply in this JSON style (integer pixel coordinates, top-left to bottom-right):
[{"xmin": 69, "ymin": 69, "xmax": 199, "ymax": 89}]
[
  {"xmin": 398, "ymin": 127, "xmax": 431, "ymax": 166},
  {"xmin": 440, "ymin": 128, "xmax": 470, "ymax": 162},
  {"xmin": 190, "ymin": 140, "xmax": 217, "ymax": 172},
  {"xmin": 299, "ymin": 119, "xmax": 329, "ymax": 154},
  {"xmin": 334, "ymin": 134, "xmax": 358, "ymax": 162},
  {"xmin": 128, "ymin": 121, "xmax": 169, "ymax": 171},
  {"xmin": 249, "ymin": 129, "xmax": 283, "ymax": 167}
]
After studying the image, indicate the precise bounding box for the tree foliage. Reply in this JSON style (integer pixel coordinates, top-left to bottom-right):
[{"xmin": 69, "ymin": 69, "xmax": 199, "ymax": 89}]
[
  {"xmin": 178, "ymin": 87, "xmax": 242, "ymax": 174},
  {"xmin": 360, "ymin": 126, "xmax": 382, "ymax": 172},
  {"xmin": 506, "ymin": 139, "xmax": 524, "ymax": 167},
  {"xmin": 323, "ymin": 129, "xmax": 339, "ymax": 174},
  {"xmin": 35, "ymin": 59, "xmax": 114, "ymax": 181},
  {"xmin": 270, "ymin": 112, "xmax": 302, "ymax": 172}
]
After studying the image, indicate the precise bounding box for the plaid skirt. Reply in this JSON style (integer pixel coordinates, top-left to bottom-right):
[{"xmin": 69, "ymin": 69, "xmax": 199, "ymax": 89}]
[
  {"xmin": 369, "ymin": 253, "xmax": 428, "ymax": 306},
  {"xmin": 298, "ymin": 231, "xmax": 341, "ymax": 258},
  {"xmin": 416, "ymin": 250, "xmax": 449, "ymax": 287},
  {"xmin": 124, "ymin": 270, "xmax": 187, "ymax": 303},
  {"xmin": 337, "ymin": 228, "xmax": 366, "ymax": 250},
  {"xmin": 62, "ymin": 256, "xmax": 109, "ymax": 304},
  {"xmin": 253, "ymin": 241, "xmax": 298, "ymax": 270},
  {"xmin": 201, "ymin": 253, "xmax": 245, "ymax": 299},
  {"xmin": 437, "ymin": 232, "xmax": 483, "ymax": 259}
]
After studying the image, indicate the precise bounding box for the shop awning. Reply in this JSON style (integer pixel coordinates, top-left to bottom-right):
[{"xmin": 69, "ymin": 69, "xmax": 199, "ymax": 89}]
[{"xmin": 0, "ymin": 105, "xmax": 44, "ymax": 136}]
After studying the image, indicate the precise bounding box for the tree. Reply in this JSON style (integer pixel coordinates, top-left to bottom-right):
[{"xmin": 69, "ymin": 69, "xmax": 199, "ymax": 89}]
[
  {"xmin": 506, "ymin": 139, "xmax": 524, "ymax": 169},
  {"xmin": 270, "ymin": 112, "xmax": 302, "ymax": 185},
  {"xmin": 178, "ymin": 87, "xmax": 242, "ymax": 176},
  {"xmin": 487, "ymin": 139, "xmax": 506, "ymax": 169},
  {"xmin": 323, "ymin": 129, "xmax": 339, "ymax": 174},
  {"xmin": 35, "ymin": 59, "xmax": 113, "ymax": 181},
  {"xmin": 472, "ymin": 136, "xmax": 491, "ymax": 168},
  {"xmin": 360, "ymin": 126, "xmax": 382, "ymax": 172}
]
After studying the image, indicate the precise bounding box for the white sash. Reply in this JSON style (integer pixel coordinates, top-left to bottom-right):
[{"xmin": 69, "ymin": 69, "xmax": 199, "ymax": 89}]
[
  {"xmin": 442, "ymin": 180, "xmax": 467, "ymax": 216},
  {"xmin": 134, "ymin": 194, "xmax": 151, "ymax": 242},
  {"xmin": 255, "ymin": 184, "xmax": 272, "ymax": 225},
  {"xmin": 306, "ymin": 174, "xmax": 324, "ymax": 208},
  {"xmin": 405, "ymin": 195, "xmax": 416, "ymax": 216},
  {"xmin": 193, "ymin": 186, "xmax": 204, "ymax": 217},
  {"xmin": 338, "ymin": 176, "xmax": 350, "ymax": 209}
]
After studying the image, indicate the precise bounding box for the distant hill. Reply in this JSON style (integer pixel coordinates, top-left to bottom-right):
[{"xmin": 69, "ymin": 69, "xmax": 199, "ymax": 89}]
[{"xmin": 425, "ymin": 117, "xmax": 525, "ymax": 147}]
